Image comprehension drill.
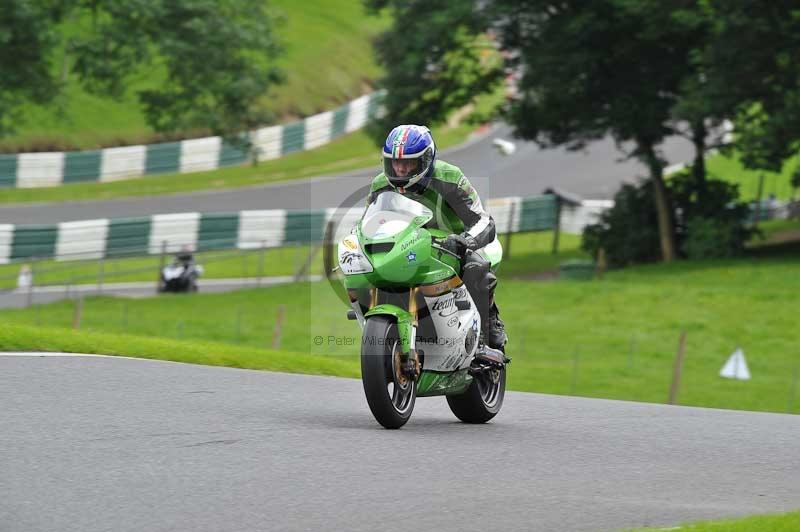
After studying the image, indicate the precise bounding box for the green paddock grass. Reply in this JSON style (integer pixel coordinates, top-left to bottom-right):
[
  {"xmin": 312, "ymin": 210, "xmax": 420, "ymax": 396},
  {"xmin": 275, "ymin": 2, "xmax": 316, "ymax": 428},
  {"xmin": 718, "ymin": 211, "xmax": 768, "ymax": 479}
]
[
  {"xmin": 500, "ymin": 231, "xmax": 586, "ymax": 277},
  {"xmin": 0, "ymin": 123, "xmax": 477, "ymax": 204},
  {"xmin": 704, "ymin": 152, "xmax": 799, "ymax": 201},
  {"xmin": 0, "ymin": 0, "xmax": 389, "ymax": 153},
  {"xmin": 629, "ymin": 509, "xmax": 800, "ymax": 531},
  {"xmin": 2, "ymin": 237, "xmax": 798, "ymax": 415},
  {"xmin": 749, "ymin": 218, "xmax": 800, "ymax": 244}
]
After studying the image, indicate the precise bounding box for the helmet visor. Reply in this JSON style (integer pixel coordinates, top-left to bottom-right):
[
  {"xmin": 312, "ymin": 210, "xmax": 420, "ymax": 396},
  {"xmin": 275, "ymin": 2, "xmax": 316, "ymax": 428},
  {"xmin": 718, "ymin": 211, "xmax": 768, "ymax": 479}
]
[
  {"xmin": 384, "ymin": 157, "xmax": 422, "ymax": 185},
  {"xmin": 382, "ymin": 146, "xmax": 433, "ymax": 189}
]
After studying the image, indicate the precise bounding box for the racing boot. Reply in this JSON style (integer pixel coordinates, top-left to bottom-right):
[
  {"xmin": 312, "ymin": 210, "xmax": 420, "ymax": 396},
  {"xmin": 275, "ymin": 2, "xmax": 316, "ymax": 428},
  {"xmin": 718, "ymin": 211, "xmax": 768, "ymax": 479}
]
[{"xmin": 483, "ymin": 302, "xmax": 507, "ymax": 349}]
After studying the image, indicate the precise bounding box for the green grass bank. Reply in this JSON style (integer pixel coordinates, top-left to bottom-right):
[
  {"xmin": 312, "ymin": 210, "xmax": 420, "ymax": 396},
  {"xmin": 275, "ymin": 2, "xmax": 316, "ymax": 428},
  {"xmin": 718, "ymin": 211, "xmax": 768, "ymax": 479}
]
[
  {"xmin": 2, "ymin": 231, "xmax": 798, "ymax": 415},
  {"xmin": 0, "ymin": 0, "xmax": 388, "ymax": 153},
  {"xmin": 630, "ymin": 509, "xmax": 800, "ymax": 531}
]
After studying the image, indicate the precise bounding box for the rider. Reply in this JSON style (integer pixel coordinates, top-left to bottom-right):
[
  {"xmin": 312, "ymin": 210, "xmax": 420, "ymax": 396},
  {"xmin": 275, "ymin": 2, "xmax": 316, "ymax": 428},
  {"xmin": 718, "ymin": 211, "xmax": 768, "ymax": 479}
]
[
  {"xmin": 175, "ymin": 246, "xmax": 195, "ymax": 269},
  {"xmin": 367, "ymin": 124, "xmax": 507, "ymax": 349}
]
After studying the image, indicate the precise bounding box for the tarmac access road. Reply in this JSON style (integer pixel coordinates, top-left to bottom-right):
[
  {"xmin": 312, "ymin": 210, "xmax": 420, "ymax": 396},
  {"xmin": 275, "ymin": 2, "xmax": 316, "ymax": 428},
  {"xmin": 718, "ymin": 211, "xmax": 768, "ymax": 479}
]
[{"xmin": 0, "ymin": 124, "xmax": 695, "ymax": 224}]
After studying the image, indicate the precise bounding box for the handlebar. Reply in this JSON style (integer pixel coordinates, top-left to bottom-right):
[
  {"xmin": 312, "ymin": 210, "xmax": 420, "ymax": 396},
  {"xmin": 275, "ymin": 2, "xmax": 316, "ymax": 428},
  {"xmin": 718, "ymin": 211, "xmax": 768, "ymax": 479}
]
[{"xmin": 431, "ymin": 239, "xmax": 462, "ymax": 259}]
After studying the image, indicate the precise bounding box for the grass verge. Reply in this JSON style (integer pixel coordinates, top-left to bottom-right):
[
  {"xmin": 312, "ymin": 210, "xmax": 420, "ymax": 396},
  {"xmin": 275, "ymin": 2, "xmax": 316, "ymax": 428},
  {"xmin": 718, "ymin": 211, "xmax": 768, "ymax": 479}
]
[
  {"xmin": 0, "ymin": 322, "xmax": 358, "ymax": 378},
  {"xmin": 629, "ymin": 509, "xmax": 800, "ymax": 531}
]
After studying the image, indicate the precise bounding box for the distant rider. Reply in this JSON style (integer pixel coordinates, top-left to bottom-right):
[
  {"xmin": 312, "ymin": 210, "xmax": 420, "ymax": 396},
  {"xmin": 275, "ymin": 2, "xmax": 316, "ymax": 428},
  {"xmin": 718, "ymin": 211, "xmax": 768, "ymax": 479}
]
[{"xmin": 175, "ymin": 247, "xmax": 195, "ymax": 269}]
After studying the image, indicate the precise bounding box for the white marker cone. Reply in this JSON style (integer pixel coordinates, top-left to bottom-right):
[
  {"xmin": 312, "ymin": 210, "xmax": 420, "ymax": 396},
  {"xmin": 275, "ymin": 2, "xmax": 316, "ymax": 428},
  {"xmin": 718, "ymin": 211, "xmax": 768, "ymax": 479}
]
[{"xmin": 720, "ymin": 348, "xmax": 751, "ymax": 380}]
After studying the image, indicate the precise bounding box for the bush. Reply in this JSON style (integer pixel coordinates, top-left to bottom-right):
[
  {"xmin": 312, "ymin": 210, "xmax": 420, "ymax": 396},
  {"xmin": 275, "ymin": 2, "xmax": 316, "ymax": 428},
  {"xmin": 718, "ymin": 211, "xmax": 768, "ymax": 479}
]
[
  {"xmin": 581, "ymin": 181, "xmax": 661, "ymax": 267},
  {"xmin": 670, "ymin": 171, "xmax": 754, "ymax": 259},
  {"xmin": 683, "ymin": 217, "xmax": 739, "ymax": 259},
  {"xmin": 582, "ymin": 171, "xmax": 753, "ymax": 267}
]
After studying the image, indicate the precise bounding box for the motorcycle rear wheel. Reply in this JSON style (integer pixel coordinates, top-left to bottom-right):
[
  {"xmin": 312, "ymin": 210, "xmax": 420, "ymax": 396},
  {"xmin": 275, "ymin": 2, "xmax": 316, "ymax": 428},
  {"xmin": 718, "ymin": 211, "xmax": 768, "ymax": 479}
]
[
  {"xmin": 446, "ymin": 359, "xmax": 506, "ymax": 424},
  {"xmin": 361, "ymin": 316, "xmax": 416, "ymax": 429}
]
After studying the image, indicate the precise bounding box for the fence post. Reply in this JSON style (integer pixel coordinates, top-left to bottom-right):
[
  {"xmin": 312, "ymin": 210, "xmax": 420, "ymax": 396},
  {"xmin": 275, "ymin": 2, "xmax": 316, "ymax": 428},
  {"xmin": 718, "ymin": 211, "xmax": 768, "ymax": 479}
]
[
  {"xmin": 552, "ymin": 195, "xmax": 562, "ymax": 255},
  {"xmin": 26, "ymin": 257, "xmax": 36, "ymax": 308},
  {"xmin": 257, "ymin": 241, "xmax": 266, "ymax": 287},
  {"xmin": 295, "ymin": 245, "xmax": 321, "ymax": 282},
  {"xmin": 628, "ymin": 335, "xmax": 636, "ymax": 371},
  {"xmin": 158, "ymin": 240, "xmax": 168, "ymax": 292},
  {"xmin": 597, "ymin": 248, "xmax": 607, "ymax": 279},
  {"xmin": 570, "ymin": 349, "xmax": 579, "ymax": 395},
  {"xmin": 272, "ymin": 305, "xmax": 285, "ymax": 349},
  {"xmin": 72, "ymin": 296, "xmax": 84, "ymax": 329},
  {"xmin": 504, "ymin": 200, "xmax": 516, "ymax": 260},
  {"xmin": 668, "ymin": 330, "xmax": 687, "ymax": 405},
  {"xmin": 97, "ymin": 256, "xmax": 105, "ymax": 295},
  {"xmin": 753, "ymin": 173, "xmax": 765, "ymax": 229},
  {"xmin": 235, "ymin": 307, "xmax": 242, "ymax": 343}
]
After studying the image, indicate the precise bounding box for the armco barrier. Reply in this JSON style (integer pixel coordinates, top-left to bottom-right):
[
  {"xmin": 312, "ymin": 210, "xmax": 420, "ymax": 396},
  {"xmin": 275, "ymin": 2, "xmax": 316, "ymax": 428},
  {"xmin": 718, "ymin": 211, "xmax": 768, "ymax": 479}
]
[
  {"xmin": 0, "ymin": 194, "xmax": 607, "ymax": 265},
  {"xmin": 0, "ymin": 91, "xmax": 385, "ymax": 189},
  {"xmin": 4, "ymin": 194, "xmax": 790, "ymax": 267}
]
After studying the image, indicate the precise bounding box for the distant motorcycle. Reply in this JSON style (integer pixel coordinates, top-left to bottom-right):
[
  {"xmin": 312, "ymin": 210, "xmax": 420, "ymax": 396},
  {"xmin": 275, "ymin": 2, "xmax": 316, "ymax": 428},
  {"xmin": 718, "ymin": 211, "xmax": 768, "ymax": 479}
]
[{"xmin": 158, "ymin": 260, "xmax": 203, "ymax": 293}]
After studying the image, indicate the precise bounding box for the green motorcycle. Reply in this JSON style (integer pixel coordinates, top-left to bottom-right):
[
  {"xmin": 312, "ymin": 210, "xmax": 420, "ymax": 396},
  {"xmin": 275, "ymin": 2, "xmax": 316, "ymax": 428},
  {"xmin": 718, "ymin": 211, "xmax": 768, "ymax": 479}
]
[{"xmin": 337, "ymin": 191, "xmax": 508, "ymax": 429}]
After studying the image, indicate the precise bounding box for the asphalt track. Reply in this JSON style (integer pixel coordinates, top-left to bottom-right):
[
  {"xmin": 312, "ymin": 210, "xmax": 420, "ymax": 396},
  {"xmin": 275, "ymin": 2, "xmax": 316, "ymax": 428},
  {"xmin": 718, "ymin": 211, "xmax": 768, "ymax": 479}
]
[
  {"xmin": 2, "ymin": 354, "xmax": 799, "ymax": 532},
  {"xmin": 0, "ymin": 124, "xmax": 695, "ymax": 224}
]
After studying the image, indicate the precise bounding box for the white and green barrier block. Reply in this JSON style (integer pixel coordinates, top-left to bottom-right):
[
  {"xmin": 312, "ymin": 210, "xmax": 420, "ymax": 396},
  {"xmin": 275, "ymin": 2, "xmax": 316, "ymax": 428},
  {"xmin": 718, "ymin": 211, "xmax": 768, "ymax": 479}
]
[
  {"xmin": 0, "ymin": 193, "xmax": 576, "ymax": 265},
  {"xmin": 0, "ymin": 91, "xmax": 386, "ymax": 189}
]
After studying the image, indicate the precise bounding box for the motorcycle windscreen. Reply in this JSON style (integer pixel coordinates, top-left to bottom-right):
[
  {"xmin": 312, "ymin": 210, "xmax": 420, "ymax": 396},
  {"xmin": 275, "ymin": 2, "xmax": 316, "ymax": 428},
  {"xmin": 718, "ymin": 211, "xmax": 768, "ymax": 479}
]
[{"xmin": 361, "ymin": 191, "xmax": 433, "ymax": 239}]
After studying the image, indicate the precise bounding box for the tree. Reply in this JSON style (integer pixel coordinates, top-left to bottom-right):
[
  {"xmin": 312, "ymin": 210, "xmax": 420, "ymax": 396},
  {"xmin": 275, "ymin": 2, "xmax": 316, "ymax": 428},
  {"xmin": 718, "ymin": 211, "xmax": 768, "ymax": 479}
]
[
  {"xmin": 702, "ymin": 0, "xmax": 800, "ymax": 173},
  {"xmin": 364, "ymin": 0, "xmax": 503, "ymax": 142},
  {"xmin": 0, "ymin": 1, "xmax": 66, "ymax": 138},
  {"xmin": 494, "ymin": 0, "xmax": 711, "ymax": 262},
  {"xmin": 368, "ymin": 0, "xmax": 718, "ymax": 262},
  {"xmin": 368, "ymin": 1, "xmax": 800, "ymax": 263},
  {"xmin": 0, "ymin": 0, "xmax": 284, "ymax": 145},
  {"xmin": 669, "ymin": 3, "xmax": 731, "ymax": 203}
]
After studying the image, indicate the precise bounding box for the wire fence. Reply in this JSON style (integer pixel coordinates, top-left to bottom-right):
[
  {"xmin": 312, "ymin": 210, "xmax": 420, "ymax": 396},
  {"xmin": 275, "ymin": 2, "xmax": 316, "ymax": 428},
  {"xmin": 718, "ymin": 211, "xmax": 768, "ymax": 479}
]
[{"xmin": 0, "ymin": 241, "xmax": 320, "ymax": 304}]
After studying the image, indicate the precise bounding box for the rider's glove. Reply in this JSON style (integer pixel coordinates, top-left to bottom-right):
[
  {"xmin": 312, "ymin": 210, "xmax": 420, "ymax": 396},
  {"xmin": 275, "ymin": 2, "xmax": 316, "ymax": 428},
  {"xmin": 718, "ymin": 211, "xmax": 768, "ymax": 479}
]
[{"xmin": 442, "ymin": 233, "xmax": 477, "ymax": 258}]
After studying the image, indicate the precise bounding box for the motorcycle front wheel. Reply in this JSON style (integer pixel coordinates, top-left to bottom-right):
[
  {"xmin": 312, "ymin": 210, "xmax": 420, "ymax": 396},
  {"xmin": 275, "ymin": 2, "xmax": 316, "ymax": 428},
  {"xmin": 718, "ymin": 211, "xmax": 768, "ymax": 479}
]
[{"xmin": 361, "ymin": 316, "xmax": 416, "ymax": 429}]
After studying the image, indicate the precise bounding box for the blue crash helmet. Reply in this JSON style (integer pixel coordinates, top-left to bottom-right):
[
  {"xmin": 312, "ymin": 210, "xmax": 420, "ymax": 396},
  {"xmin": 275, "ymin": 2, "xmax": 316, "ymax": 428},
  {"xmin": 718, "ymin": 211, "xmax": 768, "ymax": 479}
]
[{"xmin": 382, "ymin": 124, "xmax": 436, "ymax": 189}]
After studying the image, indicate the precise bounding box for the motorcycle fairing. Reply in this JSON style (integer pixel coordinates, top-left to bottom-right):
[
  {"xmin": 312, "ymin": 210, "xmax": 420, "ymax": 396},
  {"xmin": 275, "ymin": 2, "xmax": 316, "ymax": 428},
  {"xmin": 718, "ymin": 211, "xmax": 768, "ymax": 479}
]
[{"xmin": 417, "ymin": 285, "xmax": 480, "ymax": 372}]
